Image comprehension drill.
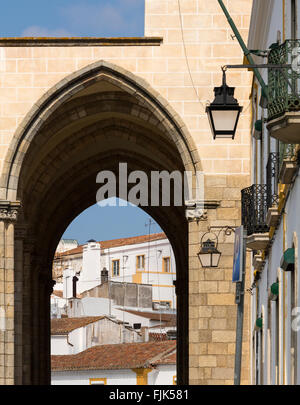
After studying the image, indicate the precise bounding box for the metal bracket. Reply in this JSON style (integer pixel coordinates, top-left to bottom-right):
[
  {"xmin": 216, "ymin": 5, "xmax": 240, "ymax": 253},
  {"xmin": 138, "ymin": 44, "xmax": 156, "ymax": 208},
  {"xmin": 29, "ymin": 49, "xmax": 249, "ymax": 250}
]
[
  {"xmin": 208, "ymin": 225, "xmax": 237, "ymax": 236},
  {"xmin": 235, "ymin": 282, "xmax": 243, "ymax": 304},
  {"xmin": 225, "ymin": 64, "xmax": 291, "ymax": 69},
  {"xmin": 223, "ymin": 64, "xmax": 300, "ymax": 104}
]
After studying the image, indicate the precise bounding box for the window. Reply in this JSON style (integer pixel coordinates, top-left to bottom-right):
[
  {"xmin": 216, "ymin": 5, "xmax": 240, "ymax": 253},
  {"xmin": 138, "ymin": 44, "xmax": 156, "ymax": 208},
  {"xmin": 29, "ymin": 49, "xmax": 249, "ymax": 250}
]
[
  {"xmin": 163, "ymin": 257, "xmax": 170, "ymax": 273},
  {"xmin": 89, "ymin": 378, "xmax": 107, "ymax": 385},
  {"xmin": 112, "ymin": 259, "xmax": 120, "ymax": 277},
  {"xmin": 136, "ymin": 255, "xmax": 145, "ymax": 270}
]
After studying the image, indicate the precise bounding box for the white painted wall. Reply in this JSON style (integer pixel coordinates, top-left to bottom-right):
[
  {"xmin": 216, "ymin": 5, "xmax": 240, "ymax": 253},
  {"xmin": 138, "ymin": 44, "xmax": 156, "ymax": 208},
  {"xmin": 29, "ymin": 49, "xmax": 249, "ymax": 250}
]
[
  {"xmin": 51, "ymin": 366, "xmax": 176, "ymax": 385},
  {"xmin": 50, "ymin": 294, "xmax": 68, "ymax": 318},
  {"xmin": 52, "ymin": 369, "xmax": 137, "ymax": 385},
  {"xmin": 78, "ymin": 241, "xmax": 101, "ymax": 294},
  {"xmin": 68, "ymin": 297, "xmax": 111, "ymax": 317},
  {"xmin": 51, "ymin": 335, "xmax": 71, "ymax": 355},
  {"xmin": 63, "ymin": 268, "xmax": 75, "ymax": 299},
  {"xmin": 149, "ymin": 365, "xmax": 176, "ymax": 385}
]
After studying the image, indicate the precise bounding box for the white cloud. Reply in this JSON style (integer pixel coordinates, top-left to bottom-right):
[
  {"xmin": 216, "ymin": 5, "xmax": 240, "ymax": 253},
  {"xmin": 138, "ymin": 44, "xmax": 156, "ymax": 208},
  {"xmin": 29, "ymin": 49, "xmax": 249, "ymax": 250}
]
[{"xmin": 21, "ymin": 25, "xmax": 72, "ymax": 37}]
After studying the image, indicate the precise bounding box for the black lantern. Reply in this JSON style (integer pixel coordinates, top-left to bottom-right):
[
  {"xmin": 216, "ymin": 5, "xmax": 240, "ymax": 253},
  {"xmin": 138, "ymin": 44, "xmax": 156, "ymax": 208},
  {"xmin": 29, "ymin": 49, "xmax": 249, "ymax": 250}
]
[
  {"xmin": 198, "ymin": 236, "xmax": 222, "ymax": 268},
  {"xmin": 206, "ymin": 67, "xmax": 243, "ymax": 139}
]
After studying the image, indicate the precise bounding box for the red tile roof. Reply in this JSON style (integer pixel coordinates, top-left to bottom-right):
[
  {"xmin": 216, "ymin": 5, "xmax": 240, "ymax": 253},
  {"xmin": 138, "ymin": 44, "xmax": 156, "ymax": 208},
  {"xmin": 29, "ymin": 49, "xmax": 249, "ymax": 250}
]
[
  {"xmin": 153, "ymin": 350, "xmax": 176, "ymax": 365},
  {"xmin": 54, "ymin": 233, "xmax": 167, "ymax": 259},
  {"xmin": 149, "ymin": 332, "xmax": 168, "ymax": 342},
  {"xmin": 51, "ymin": 316, "xmax": 104, "ymax": 335},
  {"xmin": 51, "ymin": 340, "xmax": 176, "ymax": 371}
]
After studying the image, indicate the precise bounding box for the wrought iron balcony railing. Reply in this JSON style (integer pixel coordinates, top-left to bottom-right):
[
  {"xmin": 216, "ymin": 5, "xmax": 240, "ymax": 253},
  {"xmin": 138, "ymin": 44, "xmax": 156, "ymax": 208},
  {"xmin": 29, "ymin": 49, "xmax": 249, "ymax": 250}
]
[
  {"xmin": 266, "ymin": 152, "xmax": 280, "ymax": 208},
  {"xmin": 268, "ymin": 40, "xmax": 300, "ymax": 121},
  {"xmin": 241, "ymin": 185, "xmax": 269, "ymax": 236},
  {"xmin": 279, "ymin": 142, "xmax": 296, "ymax": 164}
]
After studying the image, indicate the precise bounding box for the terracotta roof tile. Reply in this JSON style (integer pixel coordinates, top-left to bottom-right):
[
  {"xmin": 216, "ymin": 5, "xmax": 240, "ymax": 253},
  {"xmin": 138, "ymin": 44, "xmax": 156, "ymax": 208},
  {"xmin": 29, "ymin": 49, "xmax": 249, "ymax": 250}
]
[
  {"xmin": 54, "ymin": 233, "xmax": 167, "ymax": 259},
  {"xmin": 51, "ymin": 340, "xmax": 176, "ymax": 371},
  {"xmin": 149, "ymin": 332, "xmax": 168, "ymax": 342},
  {"xmin": 51, "ymin": 316, "xmax": 104, "ymax": 335},
  {"xmin": 152, "ymin": 350, "xmax": 176, "ymax": 365}
]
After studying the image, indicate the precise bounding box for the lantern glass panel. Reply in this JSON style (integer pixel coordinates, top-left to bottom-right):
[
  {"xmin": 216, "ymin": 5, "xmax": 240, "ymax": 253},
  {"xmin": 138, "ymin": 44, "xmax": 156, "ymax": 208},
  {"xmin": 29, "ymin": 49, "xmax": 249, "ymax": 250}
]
[
  {"xmin": 211, "ymin": 109, "xmax": 239, "ymax": 132},
  {"xmin": 212, "ymin": 252, "xmax": 221, "ymax": 267},
  {"xmin": 198, "ymin": 252, "xmax": 211, "ymax": 268}
]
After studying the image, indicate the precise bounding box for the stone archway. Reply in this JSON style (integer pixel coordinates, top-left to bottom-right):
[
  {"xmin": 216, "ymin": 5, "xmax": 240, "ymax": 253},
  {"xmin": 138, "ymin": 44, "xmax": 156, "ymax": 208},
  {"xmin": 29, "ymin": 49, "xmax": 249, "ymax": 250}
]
[{"xmin": 0, "ymin": 61, "xmax": 202, "ymax": 385}]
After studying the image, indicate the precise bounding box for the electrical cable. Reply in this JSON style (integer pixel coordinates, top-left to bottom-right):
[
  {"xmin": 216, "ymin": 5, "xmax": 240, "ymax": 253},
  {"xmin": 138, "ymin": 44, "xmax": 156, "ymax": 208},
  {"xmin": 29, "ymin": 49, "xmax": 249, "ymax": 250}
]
[{"xmin": 177, "ymin": 0, "xmax": 206, "ymax": 111}]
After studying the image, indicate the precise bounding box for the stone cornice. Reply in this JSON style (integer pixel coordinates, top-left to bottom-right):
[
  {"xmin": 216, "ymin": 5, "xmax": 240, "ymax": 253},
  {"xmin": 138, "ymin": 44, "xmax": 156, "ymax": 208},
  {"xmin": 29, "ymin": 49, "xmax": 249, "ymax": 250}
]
[
  {"xmin": 0, "ymin": 37, "xmax": 163, "ymax": 47},
  {"xmin": 185, "ymin": 199, "xmax": 220, "ymax": 221},
  {"xmin": 0, "ymin": 201, "xmax": 21, "ymax": 222}
]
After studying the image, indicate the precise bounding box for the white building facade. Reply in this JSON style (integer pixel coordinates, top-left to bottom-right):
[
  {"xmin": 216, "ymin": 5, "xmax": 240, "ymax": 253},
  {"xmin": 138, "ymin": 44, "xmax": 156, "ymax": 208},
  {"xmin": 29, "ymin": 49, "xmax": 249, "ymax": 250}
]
[
  {"xmin": 246, "ymin": 0, "xmax": 300, "ymax": 385},
  {"xmin": 53, "ymin": 233, "xmax": 177, "ymax": 309}
]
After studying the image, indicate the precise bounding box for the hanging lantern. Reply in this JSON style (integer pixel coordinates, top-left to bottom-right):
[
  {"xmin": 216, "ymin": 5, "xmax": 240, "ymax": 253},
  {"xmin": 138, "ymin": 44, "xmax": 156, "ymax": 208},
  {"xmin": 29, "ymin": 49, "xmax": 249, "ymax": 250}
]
[
  {"xmin": 198, "ymin": 234, "xmax": 222, "ymax": 268},
  {"xmin": 206, "ymin": 67, "xmax": 243, "ymax": 139}
]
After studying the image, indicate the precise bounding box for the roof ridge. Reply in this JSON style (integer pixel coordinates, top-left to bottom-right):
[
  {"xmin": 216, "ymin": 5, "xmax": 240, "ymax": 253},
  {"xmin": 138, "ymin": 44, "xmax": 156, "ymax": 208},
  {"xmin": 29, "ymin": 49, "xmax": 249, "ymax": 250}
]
[
  {"xmin": 54, "ymin": 232, "xmax": 167, "ymax": 257},
  {"xmin": 145, "ymin": 342, "xmax": 176, "ymax": 367}
]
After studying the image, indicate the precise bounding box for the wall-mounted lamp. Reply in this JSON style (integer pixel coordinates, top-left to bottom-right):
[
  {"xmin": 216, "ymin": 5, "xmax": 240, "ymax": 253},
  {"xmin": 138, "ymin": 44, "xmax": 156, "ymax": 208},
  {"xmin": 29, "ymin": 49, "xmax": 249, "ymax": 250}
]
[
  {"xmin": 197, "ymin": 233, "xmax": 222, "ymax": 268},
  {"xmin": 206, "ymin": 67, "xmax": 243, "ymax": 140}
]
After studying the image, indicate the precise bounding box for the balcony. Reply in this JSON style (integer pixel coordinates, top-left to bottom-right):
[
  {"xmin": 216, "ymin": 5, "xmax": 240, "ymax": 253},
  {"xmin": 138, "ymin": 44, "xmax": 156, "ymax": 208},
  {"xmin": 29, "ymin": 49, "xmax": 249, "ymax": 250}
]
[
  {"xmin": 267, "ymin": 40, "xmax": 300, "ymax": 143},
  {"xmin": 279, "ymin": 142, "xmax": 299, "ymax": 184},
  {"xmin": 266, "ymin": 152, "xmax": 280, "ymax": 227},
  {"xmin": 241, "ymin": 185, "xmax": 269, "ymax": 250}
]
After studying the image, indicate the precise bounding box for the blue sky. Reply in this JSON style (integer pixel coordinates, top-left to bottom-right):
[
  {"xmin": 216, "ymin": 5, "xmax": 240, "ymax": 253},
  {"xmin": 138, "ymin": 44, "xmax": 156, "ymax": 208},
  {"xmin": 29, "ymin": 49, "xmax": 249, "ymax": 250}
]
[
  {"xmin": 0, "ymin": 1, "xmax": 158, "ymax": 244},
  {"xmin": 0, "ymin": 0, "xmax": 145, "ymax": 37},
  {"xmin": 63, "ymin": 201, "xmax": 162, "ymax": 245}
]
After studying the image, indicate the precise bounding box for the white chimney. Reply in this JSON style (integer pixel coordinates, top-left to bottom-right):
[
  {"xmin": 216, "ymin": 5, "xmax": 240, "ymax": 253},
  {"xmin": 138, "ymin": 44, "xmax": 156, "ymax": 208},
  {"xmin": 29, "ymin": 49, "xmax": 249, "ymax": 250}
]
[
  {"xmin": 141, "ymin": 327, "xmax": 149, "ymax": 342},
  {"xmin": 63, "ymin": 268, "xmax": 74, "ymax": 299},
  {"xmin": 78, "ymin": 240, "xmax": 101, "ymax": 294}
]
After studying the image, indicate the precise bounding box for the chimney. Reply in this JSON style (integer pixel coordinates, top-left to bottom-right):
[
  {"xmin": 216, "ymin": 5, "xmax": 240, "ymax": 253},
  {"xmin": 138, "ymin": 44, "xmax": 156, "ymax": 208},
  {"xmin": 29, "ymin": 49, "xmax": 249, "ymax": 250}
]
[
  {"xmin": 63, "ymin": 268, "xmax": 74, "ymax": 299},
  {"xmin": 79, "ymin": 240, "xmax": 101, "ymax": 294},
  {"xmin": 101, "ymin": 267, "xmax": 109, "ymax": 284},
  {"xmin": 141, "ymin": 326, "xmax": 149, "ymax": 342}
]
